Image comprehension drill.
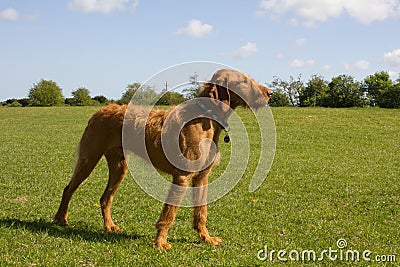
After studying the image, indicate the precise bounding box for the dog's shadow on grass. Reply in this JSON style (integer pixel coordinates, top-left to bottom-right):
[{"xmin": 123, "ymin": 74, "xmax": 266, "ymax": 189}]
[{"xmin": 0, "ymin": 218, "xmax": 144, "ymax": 243}]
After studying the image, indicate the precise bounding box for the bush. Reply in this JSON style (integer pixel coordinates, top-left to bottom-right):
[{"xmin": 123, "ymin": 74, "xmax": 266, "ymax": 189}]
[
  {"xmin": 156, "ymin": 91, "xmax": 186, "ymax": 105},
  {"xmin": 323, "ymin": 75, "xmax": 365, "ymax": 107},
  {"xmin": 7, "ymin": 101, "xmax": 22, "ymax": 107},
  {"xmin": 300, "ymin": 75, "xmax": 329, "ymax": 107},
  {"xmin": 379, "ymin": 84, "xmax": 400, "ymax": 108},
  {"xmin": 269, "ymin": 90, "xmax": 291, "ymax": 107},
  {"xmin": 28, "ymin": 79, "xmax": 64, "ymax": 106},
  {"xmin": 92, "ymin": 95, "xmax": 109, "ymax": 105},
  {"xmin": 70, "ymin": 88, "xmax": 92, "ymax": 106}
]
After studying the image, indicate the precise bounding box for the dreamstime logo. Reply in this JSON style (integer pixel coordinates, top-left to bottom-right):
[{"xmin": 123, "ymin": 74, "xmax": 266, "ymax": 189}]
[
  {"xmin": 122, "ymin": 61, "xmax": 276, "ymax": 207},
  {"xmin": 257, "ymin": 239, "xmax": 397, "ymax": 263},
  {"xmin": 336, "ymin": 238, "xmax": 347, "ymax": 249}
]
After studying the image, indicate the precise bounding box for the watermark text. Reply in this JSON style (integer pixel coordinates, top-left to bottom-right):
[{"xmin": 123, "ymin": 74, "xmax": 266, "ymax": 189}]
[{"xmin": 257, "ymin": 239, "xmax": 396, "ymax": 263}]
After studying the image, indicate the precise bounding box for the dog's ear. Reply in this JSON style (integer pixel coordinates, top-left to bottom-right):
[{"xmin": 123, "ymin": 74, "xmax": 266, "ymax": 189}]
[
  {"xmin": 209, "ymin": 84, "xmax": 230, "ymax": 112},
  {"xmin": 200, "ymin": 82, "xmax": 231, "ymax": 113},
  {"xmin": 208, "ymin": 84, "xmax": 219, "ymax": 100},
  {"xmin": 217, "ymin": 84, "xmax": 230, "ymax": 107}
]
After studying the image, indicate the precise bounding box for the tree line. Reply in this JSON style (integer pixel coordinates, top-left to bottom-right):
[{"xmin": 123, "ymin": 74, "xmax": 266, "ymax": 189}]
[
  {"xmin": 268, "ymin": 71, "xmax": 400, "ymax": 108},
  {"xmin": 2, "ymin": 71, "xmax": 400, "ymax": 108},
  {"xmin": 1, "ymin": 80, "xmax": 190, "ymax": 107},
  {"xmin": 1, "ymin": 74, "xmax": 204, "ymax": 108}
]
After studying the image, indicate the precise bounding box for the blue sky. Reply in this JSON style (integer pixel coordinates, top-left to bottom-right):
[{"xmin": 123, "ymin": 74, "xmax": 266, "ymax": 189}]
[{"xmin": 1, "ymin": 0, "xmax": 400, "ymax": 100}]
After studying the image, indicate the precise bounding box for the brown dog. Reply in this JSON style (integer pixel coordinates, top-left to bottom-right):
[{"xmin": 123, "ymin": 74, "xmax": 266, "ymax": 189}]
[{"xmin": 54, "ymin": 69, "xmax": 273, "ymax": 250}]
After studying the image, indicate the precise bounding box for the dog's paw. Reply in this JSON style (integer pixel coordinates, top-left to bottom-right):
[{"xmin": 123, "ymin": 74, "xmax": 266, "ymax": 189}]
[
  {"xmin": 104, "ymin": 225, "xmax": 120, "ymax": 232},
  {"xmin": 206, "ymin": 236, "xmax": 222, "ymax": 246},
  {"xmin": 153, "ymin": 240, "xmax": 172, "ymax": 250},
  {"xmin": 53, "ymin": 217, "xmax": 68, "ymax": 226}
]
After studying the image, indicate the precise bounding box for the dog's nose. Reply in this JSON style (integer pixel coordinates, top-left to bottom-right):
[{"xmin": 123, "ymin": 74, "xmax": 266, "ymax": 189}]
[{"xmin": 267, "ymin": 90, "xmax": 274, "ymax": 96}]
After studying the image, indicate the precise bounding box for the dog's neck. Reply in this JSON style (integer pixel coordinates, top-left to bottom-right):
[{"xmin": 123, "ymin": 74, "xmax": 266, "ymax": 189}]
[
  {"xmin": 192, "ymin": 100, "xmax": 231, "ymax": 143},
  {"xmin": 194, "ymin": 100, "xmax": 229, "ymax": 130}
]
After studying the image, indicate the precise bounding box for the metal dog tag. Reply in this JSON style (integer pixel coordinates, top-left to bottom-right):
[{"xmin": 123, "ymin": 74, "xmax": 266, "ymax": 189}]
[{"xmin": 224, "ymin": 134, "xmax": 230, "ymax": 143}]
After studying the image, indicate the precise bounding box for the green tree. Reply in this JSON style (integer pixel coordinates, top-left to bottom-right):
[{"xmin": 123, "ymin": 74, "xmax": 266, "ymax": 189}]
[
  {"xmin": 379, "ymin": 83, "xmax": 400, "ymax": 108},
  {"xmin": 119, "ymin": 82, "xmax": 141, "ymax": 104},
  {"xmin": 7, "ymin": 100, "xmax": 22, "ymax": 107},
  {"xmin": 134, "ymin": 87, "xmax": 158, "ymax": 105},
  {"xmin": 269, "ymin": 89, "xmax": 291, "ymax": 107},
  {"xmin": 269, "ymin": 74, "xmax": 303, "ymax": 106},
  {"xmin": 157, "ymin": 91, "xmax": 186, "ymax": 105},
  {"xmin": 300, "ymin": 75, "xmax": 328, "ymax": 107},
  {"xmin": 363, "ymin": 71, "xmax": 393, "ymax": 106},
  {"xmin": 17, "ymin": 98, "xmax": 31, "ymax": 107},
  {"xmin": 92, "ymin": 95, "xmax": 109, "ymax": 105},
  {"xmin": 5, "ymin": 98, "xmax": 31, "ymax": 107},
  {"xmin": 119, "ymin": 82, "xmax": 159, "ymax": 105},
  {"xmin": 70, "ymin": 87, "xmax": 92, "ymax": 106},
  {"xmin": 182, "ymin": 72, "xmax": 201, "ymax": 99},
  {"xmin": 324, "ymin": 75, "xmax": 365, "ymax": 107},
  {"xmin": 28, "ymin": 79, "xmax": 64, "ymax": 106},
  {"xmin": 168, "ymin": 92, "xmax": 186, "ymax": 105}
]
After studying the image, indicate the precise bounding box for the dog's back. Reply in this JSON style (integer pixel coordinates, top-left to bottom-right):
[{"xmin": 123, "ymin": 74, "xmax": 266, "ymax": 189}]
[{"xmin": 78, "ymin": 104, "xmax": 127, "ymax": 158}]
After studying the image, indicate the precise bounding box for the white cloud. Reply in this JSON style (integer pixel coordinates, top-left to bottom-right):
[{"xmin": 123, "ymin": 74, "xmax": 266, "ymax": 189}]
[
  {"xmin": 295, "ymin": 37, "xmax": 307, "ymax": 46},
  {"xmin": 68, "ymin": 0, "xmax": 139, "ymax": 14},
  {"xmin": 174, "ymin": 19, "xmax": 214, "ymax": 38},
  {"xmin": 26, "ymin": 13, "xmax": 40, "ymax": 21},
  {"xmin": 254, "ymin": 9, "xmax": 267, "ymax": 17},
  {"xmin": 259, "ymin": 0, "xmax": 400, "ymax": 26},
  {"xmin": 344, "ymin": 59, "xmax": 370, "ymax": 71},
  {"xmin": 288, "ymin": 18, "xmax": 299, "ymax": 26},
  {"xmin": 383, "ymin": 48, "xmax": 400, "ymax": 67},
  {"xmin": 289, "ymin": 58, "xmax": 315, "ymax": 68},
  {"xmin": 355, "ymin": 60, "xmax": 370, "ymax": 70},
  {"xmin": 130, "ymin": 0, "xmax": 139, "ymax": 11},
  {"xmin": 345, "ymin": 0, "xmax": 398, "ymax": 24},
  {"xmin": 232, "ymin": 42, "xmax": 259, "ymax": 59},
  {"xmin": 388, "ymin": 70, "xmax": 399, "ymax": 78},
  {"xmin": 322, "ymin": 64, "xmax": 331, "ymax": 71},
  {"xmin": 275, "ymin": 53, "xmax": 285, "ymax": 60},
  {"xmin": 0, "ymin": 8, "xmax": 19, "ymax": 21}
]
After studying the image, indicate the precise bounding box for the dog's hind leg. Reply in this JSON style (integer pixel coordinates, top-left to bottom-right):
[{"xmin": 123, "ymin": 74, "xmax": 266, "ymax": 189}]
[
  {"xmin": 192, "ymin": 170, "xmax": 222, "ymax": 246},
  {"xmin": 54, "ymin": 151, "xmax": 102, "ymax": 226},
  {"xmin": 100, "ymin": 148, "xmax": 128, "ymax": 232},
  {"xmin": 154, "ymin": 173, "xmax": 192, "ymax": 250}
]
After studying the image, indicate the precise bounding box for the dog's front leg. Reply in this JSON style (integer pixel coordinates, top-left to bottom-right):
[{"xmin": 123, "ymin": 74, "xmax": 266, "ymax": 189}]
[
  {"xmin": 154, "ymin": 173, "xmax": 191, "ymax": 250},
  {"xmin": 192, "ymin": 170, "xmax": 222, "ymax": 247}
]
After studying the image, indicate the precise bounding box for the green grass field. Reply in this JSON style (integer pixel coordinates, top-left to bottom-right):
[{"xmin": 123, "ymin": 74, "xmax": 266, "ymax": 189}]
[{"xmin": 0, "ymin": 106, "xmax": 399, "ymax": 266}]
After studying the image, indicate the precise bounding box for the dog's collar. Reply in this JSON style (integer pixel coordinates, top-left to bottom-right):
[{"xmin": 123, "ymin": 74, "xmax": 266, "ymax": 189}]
[
  {"xmin": 195, "ymin": 101, "xmax": 229, "ymax": 130},
  {"xmin": 195, "ymin": 100, "xmax": 230, "ymax": 143}
]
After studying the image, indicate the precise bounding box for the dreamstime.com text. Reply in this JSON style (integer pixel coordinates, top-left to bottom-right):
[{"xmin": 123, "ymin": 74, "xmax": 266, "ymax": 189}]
[{"xmin": 257, "ymin": 239, "xmax": 397, "ymax": 263}]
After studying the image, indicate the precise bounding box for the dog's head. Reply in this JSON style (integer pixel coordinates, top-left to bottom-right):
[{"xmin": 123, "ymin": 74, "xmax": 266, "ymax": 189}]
[{"xmin": 199, "ymin": 69, "xmax": 273, "ymax": 110}]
